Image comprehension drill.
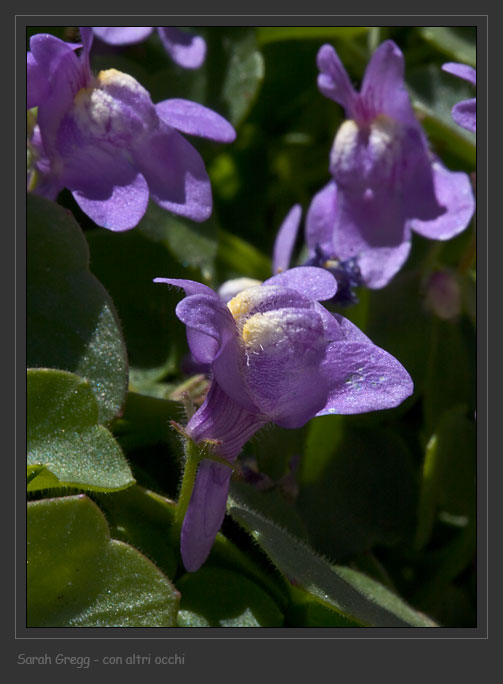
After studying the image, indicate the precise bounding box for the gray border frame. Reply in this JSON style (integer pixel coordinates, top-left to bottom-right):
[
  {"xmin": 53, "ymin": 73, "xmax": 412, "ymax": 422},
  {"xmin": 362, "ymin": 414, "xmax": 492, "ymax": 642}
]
[{"xmin": 10, "ymin": 3, "xmax": 495, "ymax": 679}]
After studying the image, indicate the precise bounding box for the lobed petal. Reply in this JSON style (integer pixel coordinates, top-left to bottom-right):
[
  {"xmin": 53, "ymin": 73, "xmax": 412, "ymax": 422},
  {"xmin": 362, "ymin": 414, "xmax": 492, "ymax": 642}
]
[
  {"xmin": 305, "ymin": 181, "xmax": 338, "ymax": 254},
  {"xmin": 174, "ymin": 294, "xmax": 236, "ymax": 364},
  {"xmin": 317, "ymin": 340, "xmax": 413, "ymax": 415},
  {"xmin": 71, "ymin": 170, "xmax": 149, "ymax": 231},
  {"xmin": 264, "ymin": 266, "xmax": 337, "ymax": 302},
  {"xmin": 442, "ymin": 62, "xmax": 476, "ymax": 86},
  {"xmin": 27, "ymin": 51, "xmax": 50, "ymax": 108},
  {"xmin": 451, "ymin": 99, "xmax": 476, "ymax": 133},
  {"xmin": 316, "ymin": 44, "xmax": 356, "ymax": 114},
  {"xmin": 153, "ymin": 277, "xmax": 219, "ymax": 299},
  {"xmin": 272, "ymin": 204, "xmax": 302, "ymax": 274},
  {"xmin": 408, "ymin": 161, "xmax": 475, "ymax": 240},
  {"xmin": 92, "ymin": 27, "xmax": 154, "ymax": 45},
  {"xmin": 156, "ymin": 98, "xmax": 236, "ymax": 143},
  {"xmin": 360, "ymin": 40, "xmax": 418, "ymax": 128},
  {"xmin": 134, "ymin": 126, "xmax": 212, "ymax": 222},
  {"xmin": 157, "ymin": 27, "xmax": 207, "ymax": 69}
]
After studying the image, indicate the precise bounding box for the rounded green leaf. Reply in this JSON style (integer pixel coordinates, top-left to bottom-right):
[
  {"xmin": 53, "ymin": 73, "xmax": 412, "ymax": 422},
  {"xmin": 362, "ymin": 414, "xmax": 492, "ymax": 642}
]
[
  {"xmin": 27, "ymin": 495, "xmax": 180, "ymax": 627},
  {"xmin": 27, "ymin": 369, "xmax": 134, "ymax": 492},
  {"xmin": 27, "ymin": 194, "xmax": 128, "ymax": 423},
  {"xmin": 176, "ymin": 567, "xmax": 284, "ymax": 627}
]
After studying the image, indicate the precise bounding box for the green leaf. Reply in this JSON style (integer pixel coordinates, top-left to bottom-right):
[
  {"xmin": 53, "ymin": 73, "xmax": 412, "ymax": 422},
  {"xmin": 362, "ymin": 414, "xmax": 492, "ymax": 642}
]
[
  {"xmin": 27, "ymin": 369, "xmax": 134, "ymax": 493},
  {"xmin": 287, "ymin": 587, "xmax": 360, "ymax": 627},
  {"xmin": 95, "ymin": 486, "xmax": 180, "ymax": 581},
  {"xmin": 27, "ymin": 495, "xmax": 180, "ymax": 627},
  {"xmin": 230, "ymin": 481, "xmax": 310, "ymax": 542},
  {"xmin": 27, "ymin": 195, "xmax": 128, "ymax": 424},
  {"xmin": 256, "ymin": 26, "xmax": 369, "ymax": 44},
  {"xmin": 228, "ymin": 492, "xmax": 437, "ymax": 627},
  {"xmin": 414, "ymin": 405, "xmax": 476, "ymax": 552},
  {"xmin": 176, "ymin": 567, "xmax": 284, "ymax": 627},
  {"xmin": 218, "ymin": 29, "xmax": 265, "ymax": 127},
  {"xmin": 419, "ymin": 27, "xmax": 476, "ymax": 67}
]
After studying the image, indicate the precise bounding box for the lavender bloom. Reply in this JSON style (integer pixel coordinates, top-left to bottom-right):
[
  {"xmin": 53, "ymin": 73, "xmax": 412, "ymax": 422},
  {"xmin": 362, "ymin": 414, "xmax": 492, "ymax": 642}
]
[
  {"xmin": 273, "ymin": 204, "xmax": 363, "ymax": 306},
  {"xmin": 307, "ymin": 41, "xmax": 475, "ymax": 289},
  {"xmin": 442, "ymin": 62, "xmax": 476, "ymax": 133},
  {"xmin": 93, "ymin": 27, "xmax": 206, "ymax": 70},
  {"xmin": 27, "ymin": 28, "xmax": 235, "ymax": 231},
  {"xmin": 155, "ymin": 268, "xmax": 413, "ymax": 571}
]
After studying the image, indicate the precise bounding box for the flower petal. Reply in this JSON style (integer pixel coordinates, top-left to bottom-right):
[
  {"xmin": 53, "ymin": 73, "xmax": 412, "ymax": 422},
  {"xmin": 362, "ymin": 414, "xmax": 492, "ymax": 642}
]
[
  {"xmin": 442, "ymin": 62, "xmax": 476, "ymax": 86},
  {"xmin": 264, "ymin": 266, "xmax": 337, "ymax": 301},
  {"xmin": 360, "ymin": 40, "xmax": 417, "ymax": 128},
  {"xmin": 157, "ymin": 27, "xmax": 206, "ymax": 69},
  {"xmin": 29, "ymin": 33, "xmax": 83, "ymax": 94},
  {"xmin": 272, "ymin": 204, "xmax": 302, "ymax": 274},
  {"xmin": 356, "ymin": 242, "xmax": 412, "ymax": 289},
  {"xmin": 92, "ymin": 27, "xmax": 154, "ymax": 45},
  {"xmin": 174, "ymin": 294, "xmax": 236, "ymax": 364},
  {"xmin": 239, "ymin": 306, "xmax": 330, "ymax": 427},
  {"xmin": 305, "ymin": 181, "xmax": 338, "ymax": 254},
  {"xmin": 71, "ymin": 171, "xmax": 149, "ymax": 231},
  {"xmin": 134, "ymin": 127, "xmax": 212, "ymax": 222},
  {"xmin": 317, "ymin": 340, "xmax": 413, "ymax": 415},
  {"xmin": 27, "ymin": 51, "xmax": 50, "ymax": 108},
  {"xmin": 153, "ymin": 277, "xmax": 218, "ymax": 298},
  {"xmin": 409, "ymin": 161, "xmax": 475, "ymax": 240},
  {"xmin": 155, "ymin": 99, "xmax": 236, "ymax": 142},
  {"xmin": 181, "ymin": 460, "xmax": 232, "ymax": 572},
  {"xmin": 316, "ymin": 44, "xmax": 356, "ymax": 113},
  {"xmin": 181, "ymin": 381, "xmax": 266, "ymax": 571},
  {"xmin": 452, "ymin": 99, "xmax": 476, "ymax": 133}
]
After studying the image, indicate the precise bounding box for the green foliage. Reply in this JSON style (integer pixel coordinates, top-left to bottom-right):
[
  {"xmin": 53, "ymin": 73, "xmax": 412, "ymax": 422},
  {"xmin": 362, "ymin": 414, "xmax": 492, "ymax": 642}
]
[
  {"xmin": 27, "ymin": 195, "xmax": 128, "ymax": 423},
  {"xmin": 228, "ymin": 487, "xmax": 437, "ymax": 627},
  {"xmin": 176, "ymin": 567, "xmax": 284, "ymax": 627},
  {"xmin": 27, "ymin": 495, "xmax": 180, "ymax": 627},
  {"xmin": 27, "ymin": 369, "xmax": 134, "ymax": 493}
]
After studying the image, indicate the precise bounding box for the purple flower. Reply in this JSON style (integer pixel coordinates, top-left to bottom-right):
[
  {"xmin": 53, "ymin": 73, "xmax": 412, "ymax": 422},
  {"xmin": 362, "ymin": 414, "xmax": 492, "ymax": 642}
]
[
  {"xmin": 442, "ymin": 62, "xmax": 476, "ymax": 133},
  {"xmin": 93, "ymin": 27, "xmax": 206, "ymax": 70},
  {"xmin": 273, "ymin": 204, "xmax": 363, "ymax": 306},
  {"xmin": 307, "ymin": 41, "xmax": 475, "ymax": 289},
  {"xmin": 155, "ymin": 268, "xmax": 413, "ymax": 570},
  {"xmin": 27, "ymin": 28, "xmax": 235, "ymax": 231}
]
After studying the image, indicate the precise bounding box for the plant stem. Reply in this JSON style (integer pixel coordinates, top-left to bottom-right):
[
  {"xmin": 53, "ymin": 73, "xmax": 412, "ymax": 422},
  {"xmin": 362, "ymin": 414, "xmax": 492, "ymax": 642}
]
[{"xmin": 174, "ymin": 437, "xmax": 201, "ymax": 526}]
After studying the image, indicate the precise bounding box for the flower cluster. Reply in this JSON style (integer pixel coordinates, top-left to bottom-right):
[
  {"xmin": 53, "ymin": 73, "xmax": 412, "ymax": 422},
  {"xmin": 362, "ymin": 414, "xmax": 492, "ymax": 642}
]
[
  {"xmin": 155, "ymin": 268, "xmax": 413, "ymax": 570},
  {"xmin": 92, "ymin": 26, "xmax": 206, "ymax": 70},
  {"xmin": 27, "ymin": 27, "xmax": 234, "ymax": 230}
]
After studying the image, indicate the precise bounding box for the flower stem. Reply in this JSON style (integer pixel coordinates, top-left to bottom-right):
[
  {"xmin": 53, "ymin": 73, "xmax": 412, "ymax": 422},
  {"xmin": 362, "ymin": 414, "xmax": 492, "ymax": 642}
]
[{"xmin": 175, "ymin": 437, "xmax": 201, "ymax": 526}]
